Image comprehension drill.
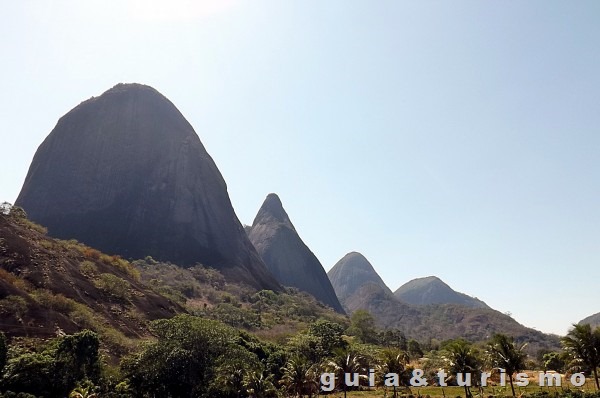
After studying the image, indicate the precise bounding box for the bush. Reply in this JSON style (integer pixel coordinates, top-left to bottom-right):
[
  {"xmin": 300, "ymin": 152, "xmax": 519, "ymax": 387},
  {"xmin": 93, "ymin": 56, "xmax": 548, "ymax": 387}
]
[
  {"xmin": 32, "ymin": 290, "xmax": 76, "ymax": 313},
  {"xmin": 79, "ymin": 260, "xmax": 98, "ymax": 277},
  {"xmin": 94, "ymin": 274, "xmax": 130, "ymax": 301},
  {"xmin": 0, "ymin": 295, "xmax": 28, "ymax": 319}
]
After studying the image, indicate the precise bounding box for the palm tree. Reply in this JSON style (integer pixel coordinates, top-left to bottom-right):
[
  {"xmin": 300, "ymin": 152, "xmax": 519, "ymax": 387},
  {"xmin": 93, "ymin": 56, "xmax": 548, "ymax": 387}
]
[
  {"xmin": 562, "ymin": 323, "xmax": 600, "ymax": 390},
  {"xmin": 216, "ymin": 366, "xmax": 246, "ymax": 398},
  {"xmin": 326, "ymin": 349, "xmax": 364, "ymax": 398},
  {"xmin": 486, "ymin": 334, "xmax": 527, "ymax": 397},
  {"xmin": 69, "ymin": 385, "xmax": 97, "ymax": 398},
  {"xmin": 376, "ymin": 349, "xmax": 410, "ymax": 398},
  {"xmin": 281, "ymin": 355, "xmax": 319, "ymax": 397},
  {"xmin": 244, "ymin": 371, "xmax": 278, "ymax": 398},
  {"xmin": 443, "ymin": 339, "xmax": 481, "ymax": 398}
]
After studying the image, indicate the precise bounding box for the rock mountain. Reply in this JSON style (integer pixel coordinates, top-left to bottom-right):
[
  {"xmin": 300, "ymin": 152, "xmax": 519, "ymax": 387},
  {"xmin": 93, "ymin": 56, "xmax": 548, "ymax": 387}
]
[
  {"xmin": 328, "ymin": 251, "xmax": 393, "ymax": 301},
  {"xmin": 394, "ymin": 276, "xmax": 489, "ymax": 308},
  {"xmin": 328, "ymin": 252, "xmax": 559, "ymax": 352},
  {"xmin": 579, "ymin": 312, "xmax": 600, "ymax": 329},
  {"xmin": 15, "ymin": 83, "xmax": 279, "ymax": 290},
  {"xmin": 247, "ymin": 194, "xmax": 345, "ymax": 313}
]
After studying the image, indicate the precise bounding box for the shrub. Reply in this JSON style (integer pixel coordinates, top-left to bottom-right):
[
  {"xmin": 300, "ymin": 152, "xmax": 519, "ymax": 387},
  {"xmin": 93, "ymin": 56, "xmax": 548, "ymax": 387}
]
[
  {"xmin": 32, "ymin": 290, "xmax": 77, "ymax": 313},
  {"xmin": 79, "ymin": 260, "xmax": 98, "ymax": 277},
  {"xmin": 94, "ymin": 274, "xmax": 130, "ymax": 301},
  {"xmin": 82, "ymin": 247, "xmax": 101, "ymax": 260},
  {"xmin": 0, "ymin": 295, "xmax": 28, "ymax": 319}
]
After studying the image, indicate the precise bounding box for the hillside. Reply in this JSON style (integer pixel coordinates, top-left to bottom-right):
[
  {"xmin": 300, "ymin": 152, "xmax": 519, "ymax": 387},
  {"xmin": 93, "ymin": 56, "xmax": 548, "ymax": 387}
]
[
  {"xmin": 0, "ymin": 206, "xmax": 180, "ymax": 351},
  {"xmin": 394, "ymin": 276, "xmax": 489, "ymax": 309},
  {"xmin": 579, "ymin": 312, "xmax": 600, "ymax": 328},
  {"xmin": 0, "ymin": 205, "xmax": 347, "ymax": 346},
  {"xmin": 329, "ymin": 252, "xmax": 560, "ymax": 352}
]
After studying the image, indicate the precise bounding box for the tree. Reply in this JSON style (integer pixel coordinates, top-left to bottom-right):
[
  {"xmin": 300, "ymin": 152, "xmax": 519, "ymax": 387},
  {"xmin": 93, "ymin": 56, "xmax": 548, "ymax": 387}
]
[
  {"xmin": 542, "ymin": 351, "xmax": 566, "ymax": 373},
  {"xmin": 377, "ymin": 349, "xmax": 410, "ymax": 398},
  {"xmin": 308, "ymin": 319, "xmax": 347, "ymax": 356},
  {"xmin": 122, "ymin": 315, "xmax": 248, "ymax": 397},
  {"xmin": 280, "ymin": 355, "xmax": 319, "ymax": 398},
  {"xmin": 443, "ymin": 339, "xmax": 481, "ymax": 398},
  {"xmin": 209, "ymin": 347, "xmax": 261, "ymax": 398},
  {"xmin": 1, "ymin": 330, "xmax": 100, "ymax": 397},
  {"xmin": 0, "ymin": 331, "xmax": 7, "ymax": 374},
  {"xmin": 379, "ymin": 329, "xmax": 408, "ymax": 350},
  {"xmin": 53, "ymin": 330, "xmax": 101, "ymax": 393},
  {"xmin": 244, "ymin": 371, "xmax": 278, "ymax": 398},
  {"xmin": 347, "ymin": 310, "xmax": 377, "ymax": 344},
  {"xmin": 69, "ymin": 380, "xmax": 98, "ymax": 398},
  {"xmin": 326, "ymin": 349, "xmax": 365, "ymax": 398},
  {"xmin": 562, "ymin": 323, "xmax": 600, "ymax": 390},
  {"xmin": 407, "ymin": 339, "xmax": 424, "ymax": 360},
  {"xmin": 486, "ymin": 334, "xmax": 527, "ymax": 397}
]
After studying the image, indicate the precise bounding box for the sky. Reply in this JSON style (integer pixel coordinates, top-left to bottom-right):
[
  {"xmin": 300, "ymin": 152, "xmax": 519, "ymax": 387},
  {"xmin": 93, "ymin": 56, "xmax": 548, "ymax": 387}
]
[{"xmin": 1, "ymin": 1, "xmax": 599, "ymax": 336}]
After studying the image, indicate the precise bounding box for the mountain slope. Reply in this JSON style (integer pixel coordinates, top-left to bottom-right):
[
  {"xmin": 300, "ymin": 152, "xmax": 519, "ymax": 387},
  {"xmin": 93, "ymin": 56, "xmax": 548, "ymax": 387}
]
[
  {"xmin": 328, "ymin": 252, "xmax": 559, "ymax": 352},
  {"xmin": 247, "ymin": 194, "xmax": 344, "ymax": 313},
  {"xmin": 0, "ymin": 209, "xmax": 180, "ymax": 345},
  {"xmin": 328, "ymin": 251, "xmax": 393, "ymax": 301},
  {"xmin": 579, "ymin": 312, "xmax": 600, "ymax": 329},
  {"xmin": 394, "ymin": 276, "xmax": 489, "ymax": 309},
  {"xmin": 15, "ymin": 83, "xmax": 279, "ymax": 291}
]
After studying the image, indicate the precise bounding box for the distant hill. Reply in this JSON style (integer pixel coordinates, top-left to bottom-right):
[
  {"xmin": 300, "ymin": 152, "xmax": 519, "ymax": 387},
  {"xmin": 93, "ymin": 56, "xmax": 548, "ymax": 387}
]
[
  {"xmin": 394, "ymin": 276, "xmax": 489, "ymax": 309},
  {"xmin": 15, "ymin": 83, "xmax": 279, "ymax": 291},
  {"xmin": 329, "ymin": 252, "xmax": 560, "ymax": 352},
  {"xmin": 247, "ymin": 194, "xmax": 344, "ymax": 313},
  {"xmin": 328, "ymin": 251, "xmax": 393, "ymax": 302},
  {"xmin": 579, "ymin": 312, "xmax": 600, "ymax": 328}
]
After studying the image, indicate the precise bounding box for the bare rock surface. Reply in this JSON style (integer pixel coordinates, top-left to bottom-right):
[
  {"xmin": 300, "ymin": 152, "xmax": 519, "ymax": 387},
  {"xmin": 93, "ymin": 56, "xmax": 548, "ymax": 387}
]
[
  {"xmin": 247, "ymin": 193, "xmax": 344, "ymax": 313},
  {"xmin": 394, "ymin": 276, "xmax": 489, "ymax": 308},
  {"xmin": 328, "ymin": 251, "xmax": 393, "ymax": 301},
  {"xmin": 16, "ymin": 83, "xmax": 279, "ymax": 290}
]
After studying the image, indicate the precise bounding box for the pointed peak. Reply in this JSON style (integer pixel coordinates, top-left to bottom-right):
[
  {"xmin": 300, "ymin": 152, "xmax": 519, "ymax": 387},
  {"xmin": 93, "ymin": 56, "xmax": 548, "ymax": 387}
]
[{"xmin": 252, "ymin": 193, "xmax": 295, "ymax": 230}]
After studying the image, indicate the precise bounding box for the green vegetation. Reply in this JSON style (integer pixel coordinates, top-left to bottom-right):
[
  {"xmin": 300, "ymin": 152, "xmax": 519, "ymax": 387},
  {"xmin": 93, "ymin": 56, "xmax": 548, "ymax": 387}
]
[
  {"xmin": 2, "ymin": 208, "xmax": 600, "ymax": 397},
  {"xmin": 562, "ymin": 324, "xmax": 600, "ymax": 389},
  {"xmin": 487, "ymin": 333, "xmax": 528, "ymax": 396}
]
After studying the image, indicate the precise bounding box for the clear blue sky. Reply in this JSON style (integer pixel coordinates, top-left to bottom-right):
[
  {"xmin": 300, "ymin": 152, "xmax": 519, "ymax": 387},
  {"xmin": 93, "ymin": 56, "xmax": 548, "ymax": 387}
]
[{"xmin": 1, "ymin": 1, "xmax": 599, "ymax": 336}]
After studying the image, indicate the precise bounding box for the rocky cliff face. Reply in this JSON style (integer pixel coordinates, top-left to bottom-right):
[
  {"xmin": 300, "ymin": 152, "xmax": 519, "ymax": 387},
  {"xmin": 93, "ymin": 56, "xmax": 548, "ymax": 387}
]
[
  {"xmin": 327, "ymin": 251, "xmax": 393, "ymax": 302},
  {"xmin": 394, "ymin": 276, "xmax": 488, "ymax": 308},
  {"xmin": 247, "ymin": 194, "xmax": 345, "ymax": 313},
  {"xmin": 15, "ymin": 83, "xmax": 279, "ymax": 290}
]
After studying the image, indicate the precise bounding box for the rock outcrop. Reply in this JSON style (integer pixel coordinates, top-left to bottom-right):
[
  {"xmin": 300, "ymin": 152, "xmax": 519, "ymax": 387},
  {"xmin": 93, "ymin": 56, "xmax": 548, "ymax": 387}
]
[
  {"xmin": 328, "ymin": 251, "xmax": 393, "ymax": 301},
  {"xmin": 15, "ymin": 83, "xmax": 280, "ymax": 290},
  {"xmin": 247, "ymin": 194, "xmax": 344, "ymax": 313},
  {"xmin": 394, "ymin": 276, "xmax": 488, "ymax": 308}
]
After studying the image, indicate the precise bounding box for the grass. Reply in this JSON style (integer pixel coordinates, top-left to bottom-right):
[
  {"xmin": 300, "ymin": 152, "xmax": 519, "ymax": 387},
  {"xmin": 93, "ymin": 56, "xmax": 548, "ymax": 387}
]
[{"xmin": 329, "ymin": 381, "xmax": 600, "ymax": 397}]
